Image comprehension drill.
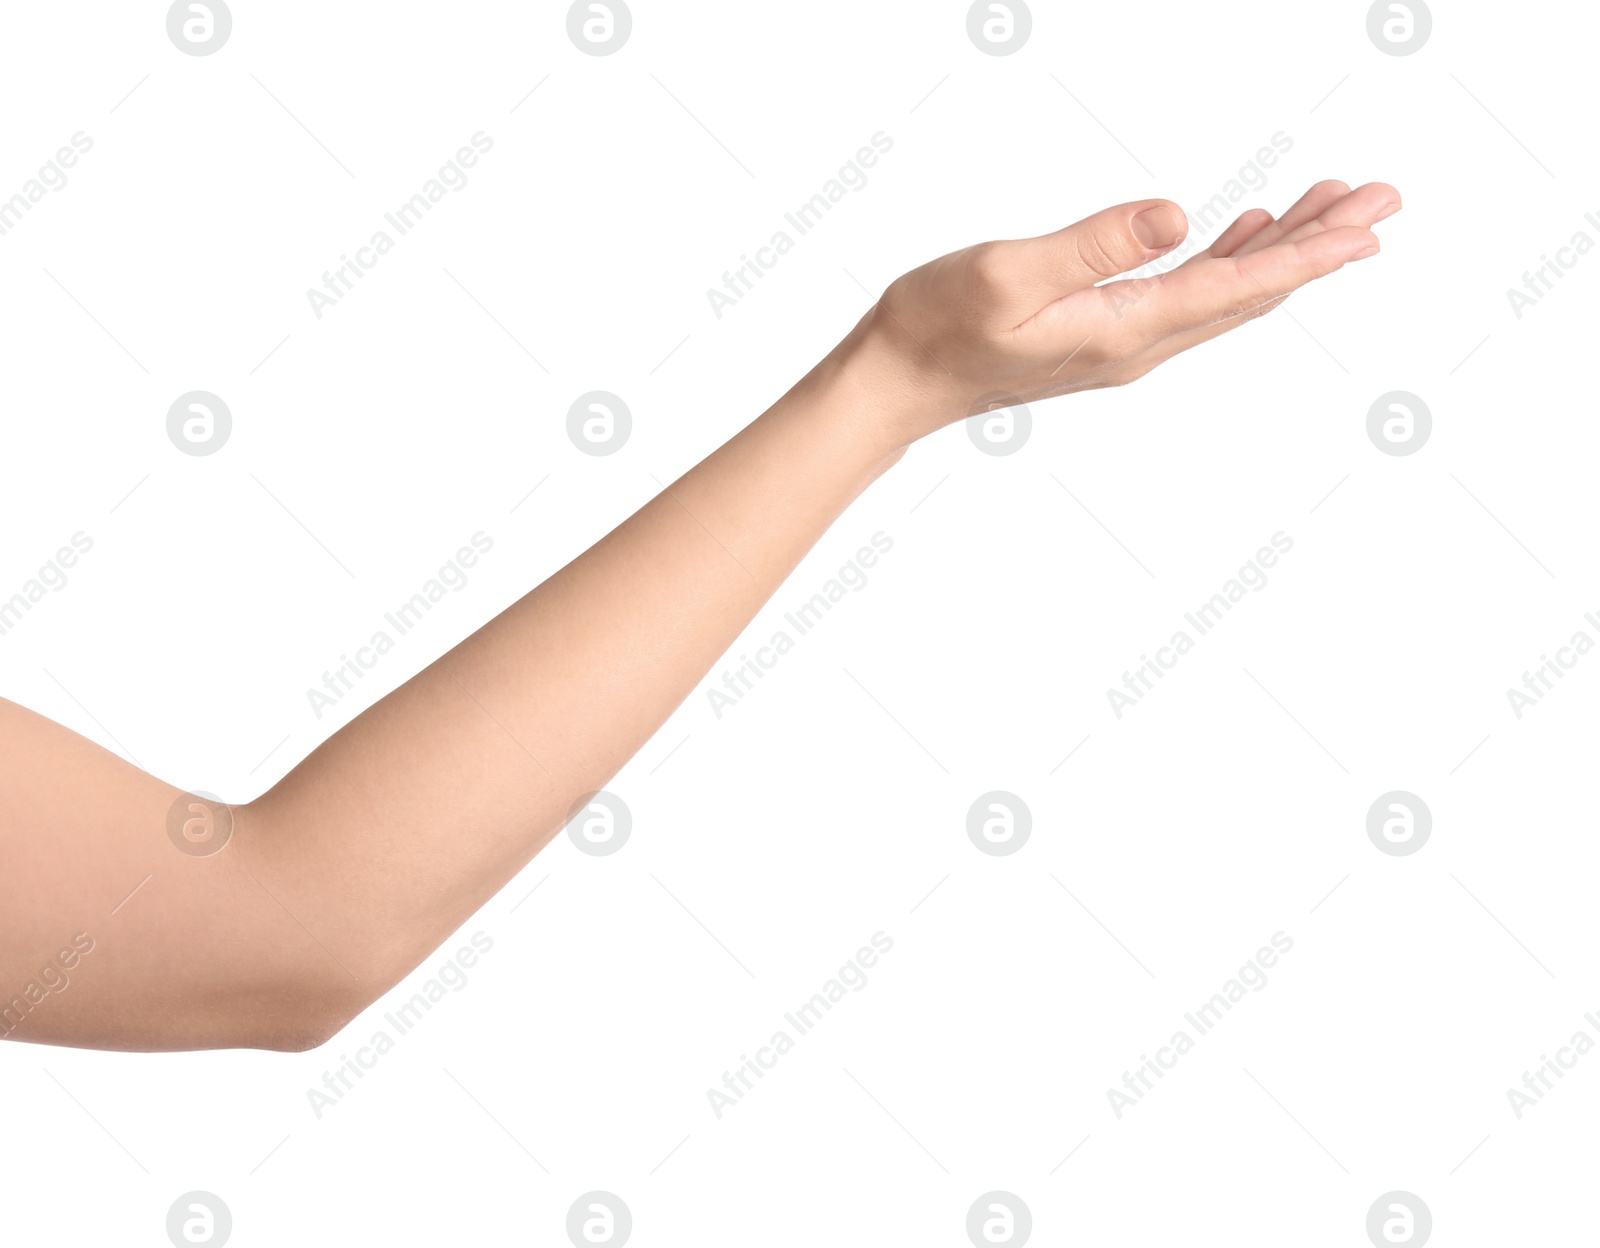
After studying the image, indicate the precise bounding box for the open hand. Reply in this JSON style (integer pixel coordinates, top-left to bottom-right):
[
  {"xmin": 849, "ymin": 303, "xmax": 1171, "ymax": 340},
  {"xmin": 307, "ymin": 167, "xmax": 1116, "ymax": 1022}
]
[{"xmin": 862, "ymin": 179, "xmax": 1400, "ymax": 446}]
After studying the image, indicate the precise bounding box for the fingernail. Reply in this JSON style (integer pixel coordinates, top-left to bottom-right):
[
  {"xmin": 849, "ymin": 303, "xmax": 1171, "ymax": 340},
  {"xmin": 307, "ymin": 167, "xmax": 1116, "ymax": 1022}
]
[
  {"xmin": 1373, "ymin": 201, "xmax": 1401, "ymax": 222},
  {"xmin": 1131, "ymin": 205, "xmax": 1184, "ymax": 249},
  {"xmin": 1353, "ymin": 242, "xmax": 1380, "ymax": 259}
]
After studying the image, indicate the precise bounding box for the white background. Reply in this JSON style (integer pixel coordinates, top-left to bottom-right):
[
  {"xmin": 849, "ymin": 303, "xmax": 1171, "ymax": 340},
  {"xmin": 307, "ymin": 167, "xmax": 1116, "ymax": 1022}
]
[{"xmin": 1, "ymin": 0, "xmax": 1596, "ymax": 1244}]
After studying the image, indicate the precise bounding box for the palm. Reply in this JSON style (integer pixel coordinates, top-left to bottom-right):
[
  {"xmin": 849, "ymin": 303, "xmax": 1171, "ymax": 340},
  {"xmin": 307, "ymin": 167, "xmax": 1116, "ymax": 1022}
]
[{"xmin": 878, "ymin": 180, "xmax": 1399, "ymax": 427}]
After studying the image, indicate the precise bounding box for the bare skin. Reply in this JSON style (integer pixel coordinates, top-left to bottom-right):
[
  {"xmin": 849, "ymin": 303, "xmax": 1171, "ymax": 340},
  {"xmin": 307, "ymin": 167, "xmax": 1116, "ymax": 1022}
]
[{"xmin": 0, "ymin": 180, "xmax": 1399, "ymax": 1051}]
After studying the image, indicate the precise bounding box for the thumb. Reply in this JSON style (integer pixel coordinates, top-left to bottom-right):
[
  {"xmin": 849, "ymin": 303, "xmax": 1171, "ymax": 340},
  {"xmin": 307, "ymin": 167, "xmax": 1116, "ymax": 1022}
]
[{"xmin": 997, "ymin": 199, "xmax": 1188, "ymax": 308}]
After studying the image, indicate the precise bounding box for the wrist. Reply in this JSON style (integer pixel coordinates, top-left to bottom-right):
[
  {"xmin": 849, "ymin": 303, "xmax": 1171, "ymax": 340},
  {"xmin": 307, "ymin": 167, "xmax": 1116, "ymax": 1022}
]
[{"xmin": 799, "ymin": 310, "xmax": 937, "ymax": 465}]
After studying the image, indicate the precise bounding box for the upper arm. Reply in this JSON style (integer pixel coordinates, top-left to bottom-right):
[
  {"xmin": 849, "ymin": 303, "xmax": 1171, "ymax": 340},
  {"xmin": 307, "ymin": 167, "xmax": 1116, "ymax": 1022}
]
[{"xmin": 0, "ymin": 696, "xmax": 343, "ymax": 1051}]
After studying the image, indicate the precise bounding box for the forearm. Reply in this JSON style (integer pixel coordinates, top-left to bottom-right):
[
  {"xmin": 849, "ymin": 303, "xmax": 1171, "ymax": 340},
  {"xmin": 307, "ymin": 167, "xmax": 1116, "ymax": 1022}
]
[
  {"xmin": 0, "ymin": 320, "xmax": 912, "ymax": 1052},
  {"xmin": 246, "ymin": 322, "xmax": 910, "ymax": 1004}
]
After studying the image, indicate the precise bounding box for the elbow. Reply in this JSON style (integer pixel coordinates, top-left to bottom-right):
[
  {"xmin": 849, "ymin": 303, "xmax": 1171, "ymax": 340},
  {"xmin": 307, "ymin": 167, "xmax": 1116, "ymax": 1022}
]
[
  {"xmin": 260, "ymin": 1019, "xmax": 345, "ymax": 1054},
  {"xmin": 244, "ymin": 981, "xmax": 367, "ymax": 1054}
]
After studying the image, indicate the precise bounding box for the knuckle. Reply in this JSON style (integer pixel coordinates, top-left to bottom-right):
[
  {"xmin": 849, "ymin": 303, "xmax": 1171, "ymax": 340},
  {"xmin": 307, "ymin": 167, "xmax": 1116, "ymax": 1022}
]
[
  {"xmin": 1104, "ymin": 356, "xmax": 1156, "ymax": 387},
  {"xmin": 964, "ymin": 242, "xmax": 1011, "ymax": 293},
  {"xmin": 1075, "ymin": 229, "xmax": 1128, "ymax": 278}
]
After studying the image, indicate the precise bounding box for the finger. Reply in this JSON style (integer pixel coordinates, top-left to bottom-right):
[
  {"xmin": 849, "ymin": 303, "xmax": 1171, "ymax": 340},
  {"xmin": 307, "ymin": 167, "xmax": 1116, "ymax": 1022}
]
[
  {"xmin": 1089, "ymin": 186, "xmax": 1397, "ymax": 379},
  {"xmin": 1228, "ymin": 180, "xmax": 1398, "ymax": 264},
  {"xmin": 1122, "ymin": 225, "xmax": 1378, "ymax": 338},
  {"xmin": 1113, "ymin": 188, "xmax": 1401, "ymax": 366},
  {"xmin": 989, "ymin": 199, "xmax": 1189, "ymax": 312},
  {"xmin": 1174, "ymin": 180, "xmax": 1349, "ymax": 271},
  {"xmin": 1265, "ymin": 181, "xmax": 1401, "ymax": 250},
  {"xmin": 1225, "ymin": 179, "xmax": 1351, "ymax": 257},
  {"xmin": 1120, "ymin": 182, "xmax": 1400, "ymax": 355},
  {"xmin": 1205, "ymin": 208, "xmax": 1275, "ymax": 260}
]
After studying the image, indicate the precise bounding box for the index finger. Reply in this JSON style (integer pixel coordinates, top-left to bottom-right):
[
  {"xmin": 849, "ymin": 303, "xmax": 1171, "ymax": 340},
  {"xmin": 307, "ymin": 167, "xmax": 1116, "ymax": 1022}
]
[{"xmin": 1113, "ymin": 225, "xmax": 1379, "ymax": 338}]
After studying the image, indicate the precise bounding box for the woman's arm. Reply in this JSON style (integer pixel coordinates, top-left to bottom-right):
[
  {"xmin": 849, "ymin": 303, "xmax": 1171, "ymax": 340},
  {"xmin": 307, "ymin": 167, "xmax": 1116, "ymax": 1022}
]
[{"xmin": 0, "ymin": 181, "xmax": 1398, "ymax": 1051}]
